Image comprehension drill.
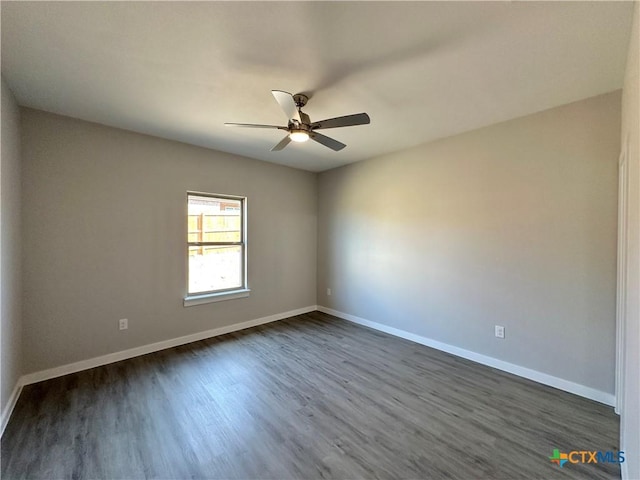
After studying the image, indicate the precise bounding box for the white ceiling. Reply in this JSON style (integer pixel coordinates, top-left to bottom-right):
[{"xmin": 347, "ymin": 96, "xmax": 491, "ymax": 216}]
[{"xmin": 1, "ymin": 2, "xmax": 634, "ymax": 172}]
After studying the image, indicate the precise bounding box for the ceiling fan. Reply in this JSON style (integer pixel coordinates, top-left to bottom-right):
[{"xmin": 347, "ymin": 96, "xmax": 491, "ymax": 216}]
[{"xmin": 224, "ymin": 90, "xmax": 370, "ymax": 152}]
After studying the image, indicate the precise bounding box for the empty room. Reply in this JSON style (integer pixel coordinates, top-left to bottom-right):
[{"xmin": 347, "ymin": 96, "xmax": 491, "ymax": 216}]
[{"xmin": 1, "ymin": 2, "xmax": 639, "ymax": 479}]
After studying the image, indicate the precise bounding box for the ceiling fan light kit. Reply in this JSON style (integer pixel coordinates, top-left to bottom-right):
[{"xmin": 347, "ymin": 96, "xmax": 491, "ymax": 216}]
[
  {"xmin": 289, "ymin": 129, "xmax": 310, "ymax": 143},
  {"xmin": 224, "ymin": 90, "xmax": 370, "ymax": 152}
]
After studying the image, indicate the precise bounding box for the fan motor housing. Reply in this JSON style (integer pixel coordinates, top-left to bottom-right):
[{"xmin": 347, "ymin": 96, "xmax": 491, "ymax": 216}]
[{"xmin": 289, "ymin": 122, "xmax": 310, "ymax": 132}]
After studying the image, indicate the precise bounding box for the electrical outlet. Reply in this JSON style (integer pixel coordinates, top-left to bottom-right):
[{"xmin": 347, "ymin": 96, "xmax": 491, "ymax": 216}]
[
  {"xmin": 119, "ymin": 318, "xmax": 128, "ymax": 330},
  {"xmin": 495, "ymin": 325, "xmax": 505, "ymax": 339},
  {"xmin": 327, "ymin": 288, "xmax": 332, "ymax": 296}
]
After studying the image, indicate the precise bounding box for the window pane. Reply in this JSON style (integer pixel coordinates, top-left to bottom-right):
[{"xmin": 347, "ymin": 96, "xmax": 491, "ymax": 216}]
[
  {"xmin": 188, "ymin": 195, "xmax": 242, "ymax": 243},
  {"xmin": 188, "ymin": 245, "xmax": 242, "ymax": 294}
]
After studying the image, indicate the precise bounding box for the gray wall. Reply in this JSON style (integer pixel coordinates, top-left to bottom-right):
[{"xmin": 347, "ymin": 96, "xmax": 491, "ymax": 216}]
[
  {"xmin": 318, "ymin": 91, "xmax": 621, "ymax": 395},
  {"xmin": 21, "ymin": 109, "xmax": 317, "ymax": 373},
  {"xmin": 620, "ymin": 3, "xmax": 639, "ymax": 478},
  {"xmin": 1, "ymin": 78, "xmax": 23, "ymax": 416}
]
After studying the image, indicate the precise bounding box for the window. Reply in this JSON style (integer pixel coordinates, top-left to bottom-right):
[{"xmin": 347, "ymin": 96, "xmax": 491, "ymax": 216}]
[{"xmin": 185, "ymin": 192, "xmax": 248, "ymax": 305}]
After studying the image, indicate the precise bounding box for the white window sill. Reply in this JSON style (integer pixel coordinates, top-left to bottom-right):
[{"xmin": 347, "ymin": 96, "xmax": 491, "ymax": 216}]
[{"xmin": 183, "ymin": 289, "xmax": 251, "ymax": 307}]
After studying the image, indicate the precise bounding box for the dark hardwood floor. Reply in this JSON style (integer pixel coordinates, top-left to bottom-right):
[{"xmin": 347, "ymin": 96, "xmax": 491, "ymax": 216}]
[{"xmin": 1, "ymin": 311, "xmax": 620, "ymax": 479}]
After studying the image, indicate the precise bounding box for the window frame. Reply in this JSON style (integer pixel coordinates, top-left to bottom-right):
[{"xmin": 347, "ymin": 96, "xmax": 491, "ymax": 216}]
[{"xmin": 184, "ymin": 191, "xmax": 249, "ymax": 307}]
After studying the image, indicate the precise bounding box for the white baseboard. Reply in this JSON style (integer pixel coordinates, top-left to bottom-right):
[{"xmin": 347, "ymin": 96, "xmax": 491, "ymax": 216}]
[
  {"xmin": 5, "ymin": 304, "xmax": 614, "ymax": 437},
  {"xmin": 20, "ymin": 305, "xmax": 317, "ymax": 386},
  {"xmin": 1, "ymin": 381, "xmax": 23, "ymax": 437},
  {"xmin": 318, "ymin": 306, "xmax": 615, "ymax": 407}
]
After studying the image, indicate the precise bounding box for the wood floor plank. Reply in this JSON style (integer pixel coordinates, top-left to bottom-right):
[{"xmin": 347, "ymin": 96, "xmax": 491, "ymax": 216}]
[{"xmin": 1, "ymin": 311, "xmax": 620, "ymax": 479}]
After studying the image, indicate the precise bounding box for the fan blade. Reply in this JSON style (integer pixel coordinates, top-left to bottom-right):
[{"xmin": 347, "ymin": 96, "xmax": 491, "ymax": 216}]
[
  {"xmin": 272, "ymin": 90, "xmax": 301, "ymax": 123},
  {"xmin": 310, "ymin": 131, "xmax": 346, "ymax": 151},
  {"xmin": 311, "ymin": 113, "xmax": 370, "ymax": 130},
  {"xmin": 271, "ymin": 135, "xmax": 292, "ymax": 151},
  {"xmin": 224, "ymin": 123, "xmax": 286, "ymax": 129}
]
